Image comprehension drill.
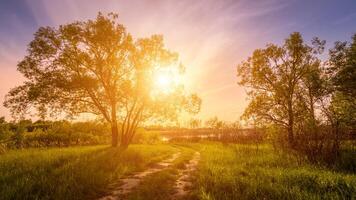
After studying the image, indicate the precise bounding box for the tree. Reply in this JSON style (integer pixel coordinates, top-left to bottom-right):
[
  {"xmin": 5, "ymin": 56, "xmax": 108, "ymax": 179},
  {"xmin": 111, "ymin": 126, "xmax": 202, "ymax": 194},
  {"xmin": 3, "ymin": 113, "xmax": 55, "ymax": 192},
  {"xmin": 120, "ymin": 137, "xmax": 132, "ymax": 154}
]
[
  {"xmin": 328, "ymin": 34, "xmax": 356, "ymax": 98},
  {"xmin": 205, "ymin": 116, "xmax": 224, "ymax": 133},
  {"xmin": 323, "ymin": 34, "xmax": 356, "ymax": 153},
  {"xmin": 326, "ymin": 33, "xmax": 356, "ymax": 132},
  {"xmin": 188, "ymin": 118, "xmax": 202, "ymax": 129},
  {"xmin": 4, "ymin": 13, "xmax": 200, "ymax": 147},
  {"xmin": 237, "ymin": 32, "xmax": 325, "ymax": 147},
  {"xmin": 0, "ymin": 117, "xmax": 11, "ymax": 142},
  {"xmin": 205, "ymin": 116, "xmax": 218, "ymax": 129}
]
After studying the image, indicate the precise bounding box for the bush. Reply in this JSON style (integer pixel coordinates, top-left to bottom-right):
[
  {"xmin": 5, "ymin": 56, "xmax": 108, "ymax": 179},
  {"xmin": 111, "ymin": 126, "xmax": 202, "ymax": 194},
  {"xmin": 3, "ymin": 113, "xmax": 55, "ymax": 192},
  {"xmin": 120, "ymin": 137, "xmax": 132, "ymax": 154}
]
[
  {"xmin": 132, "ymin": 129, "xmax": 161, "ymax": 144},
  {"xmin": 0, "ymin": 119, "xmax": 111, "ymax": 148}
]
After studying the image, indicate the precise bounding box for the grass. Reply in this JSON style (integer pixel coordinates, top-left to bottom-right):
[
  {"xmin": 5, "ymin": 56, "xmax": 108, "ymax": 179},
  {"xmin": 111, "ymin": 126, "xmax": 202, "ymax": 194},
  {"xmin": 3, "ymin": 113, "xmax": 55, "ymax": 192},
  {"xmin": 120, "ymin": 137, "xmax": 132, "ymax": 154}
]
[
  {"xmin": 190, "ymin": 142, "xmax": 356, "ymax": 200},
  {"xmin": 126, "ymin": 168, "xmax": 178, "ymax": 200},
  {"xmin": 1, "ymin": 143, "xmax": 355, "ymax": 200},
  {"xmin": 0, "ymin": 144, "xmax": 176, "ymax": 200}
]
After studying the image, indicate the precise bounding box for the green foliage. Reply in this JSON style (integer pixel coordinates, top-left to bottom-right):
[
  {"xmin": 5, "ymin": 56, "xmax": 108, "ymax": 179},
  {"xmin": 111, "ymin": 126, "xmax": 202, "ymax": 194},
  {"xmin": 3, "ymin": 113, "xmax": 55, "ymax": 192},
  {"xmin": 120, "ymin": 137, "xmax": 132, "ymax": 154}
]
[
  {"xmin": 0, "ymin": 118, "xmax": 12, "ymax": 142},
  {"xmin": 237, "ymin": 32, "xmax": 355, "ymax": 164},
  {"xmin": 237, "ymin": 32, "xmax": 325, "ymax": 146},
  {"xmin": 328, "ymin": 34, "xmax": 356, "ymax": 98},
  {"xmin": 327, "ymin": 34, "xmax": 356, "ymax": 128},
  {"xmin": 205, "ymin": 116, "xmax": 224, "ymax": 130},
  {"xmin": 1, "ymin": 119, "xmax": 110, "ymax": 148},
  {"xmin": 131, "ymin": 129, "xmax": 161, "ymax": 144}
]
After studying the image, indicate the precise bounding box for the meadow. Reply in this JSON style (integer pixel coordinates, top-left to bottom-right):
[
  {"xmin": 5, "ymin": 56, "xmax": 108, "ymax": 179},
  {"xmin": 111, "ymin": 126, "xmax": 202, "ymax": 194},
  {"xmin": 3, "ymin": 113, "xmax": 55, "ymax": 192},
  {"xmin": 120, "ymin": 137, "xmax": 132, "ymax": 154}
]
[
  {"xmin": 0, "ymin": 144, "xmax": 176, "ymax": 200},
  {"xmin": 1, "ymin": 142, "xmax": 355, "ymax": 200},
  {"xmin": 190, "ymin": 143, "xmax": 356, "ymax": 200}
]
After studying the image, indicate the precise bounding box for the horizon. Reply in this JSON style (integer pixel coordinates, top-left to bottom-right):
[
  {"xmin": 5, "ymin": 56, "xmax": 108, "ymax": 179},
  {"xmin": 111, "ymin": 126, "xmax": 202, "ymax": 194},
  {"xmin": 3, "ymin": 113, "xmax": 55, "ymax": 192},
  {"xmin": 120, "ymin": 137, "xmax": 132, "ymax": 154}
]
[{"xmin": 1, "ymin": 0, "xmax": 356, "ymax": 122}]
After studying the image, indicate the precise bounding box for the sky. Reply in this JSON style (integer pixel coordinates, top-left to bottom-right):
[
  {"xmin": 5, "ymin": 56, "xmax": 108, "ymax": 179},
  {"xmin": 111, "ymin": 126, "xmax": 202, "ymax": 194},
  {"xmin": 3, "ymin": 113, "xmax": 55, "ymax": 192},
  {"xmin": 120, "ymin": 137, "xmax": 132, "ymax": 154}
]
[{"xmin": 0, "ymin": 0, "xmax": 355, "ymax": 122}]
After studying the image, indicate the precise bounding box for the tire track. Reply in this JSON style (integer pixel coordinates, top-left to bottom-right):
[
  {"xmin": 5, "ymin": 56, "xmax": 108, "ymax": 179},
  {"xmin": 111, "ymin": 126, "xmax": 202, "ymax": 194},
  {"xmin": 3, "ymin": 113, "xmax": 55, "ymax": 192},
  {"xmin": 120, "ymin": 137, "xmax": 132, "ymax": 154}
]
[
  {"xmin": 98, "ymin": 152, "xmax": 181, "ymax": 200},
  {"xmin": 171, "ymin": 151, "xmax": 200, "ymax": 199}
]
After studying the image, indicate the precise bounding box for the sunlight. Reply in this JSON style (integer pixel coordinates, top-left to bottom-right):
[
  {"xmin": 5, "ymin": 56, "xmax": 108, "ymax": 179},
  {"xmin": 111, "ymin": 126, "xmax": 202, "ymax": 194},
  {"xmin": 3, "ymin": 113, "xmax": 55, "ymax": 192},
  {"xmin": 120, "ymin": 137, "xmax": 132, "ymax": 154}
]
[
  {"xmin": 153, "ymin": 67, "xmax": 181, "ymax": 93},
  {"xmin": 1, "ymin": 4, "xmax": 356, "ymax": 199},
  {"xmin": 156, "ymin": 71, "xmax": 171, "ymax": 90}
]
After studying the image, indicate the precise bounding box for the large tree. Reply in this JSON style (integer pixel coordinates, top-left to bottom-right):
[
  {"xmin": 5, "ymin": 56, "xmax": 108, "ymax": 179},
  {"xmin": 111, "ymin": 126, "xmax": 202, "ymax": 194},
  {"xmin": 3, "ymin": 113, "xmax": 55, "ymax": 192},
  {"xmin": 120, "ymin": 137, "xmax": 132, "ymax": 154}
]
[
  {"xmin": 4, "ymin": 13, "xmax": 200, "ymax": 147},
  {"xmin": 237, "ymin": 32, "xmax": 325, "ymax": 146}
]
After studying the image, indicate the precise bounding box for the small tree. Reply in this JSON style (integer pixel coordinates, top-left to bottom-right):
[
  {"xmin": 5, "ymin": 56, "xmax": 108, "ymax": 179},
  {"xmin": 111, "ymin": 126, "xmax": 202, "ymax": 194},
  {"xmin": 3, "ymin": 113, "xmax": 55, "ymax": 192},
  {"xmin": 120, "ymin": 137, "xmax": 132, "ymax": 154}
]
[
  {"xmin": 188, "ymin": 118, "xmax": 202, "ymax": 129},
  {"xmin": 205, "ymin": 116, "xmax": 222, "ymax": 129},
  {"xmin": 237, "ymin": 32, "xmax": 325, "ymax": 147}
]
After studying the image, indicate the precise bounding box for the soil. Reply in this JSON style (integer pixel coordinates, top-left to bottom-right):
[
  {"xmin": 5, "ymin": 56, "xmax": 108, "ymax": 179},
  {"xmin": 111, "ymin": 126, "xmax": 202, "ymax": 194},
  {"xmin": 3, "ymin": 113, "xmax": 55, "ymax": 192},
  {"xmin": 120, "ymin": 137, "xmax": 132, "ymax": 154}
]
[
  {"xmin": 98, "ymin": 152, "xmax": 181, "ymax": 200},
  {"xmin": 171, "ymin": 151, "xmax": 201, "ymax": 199}
]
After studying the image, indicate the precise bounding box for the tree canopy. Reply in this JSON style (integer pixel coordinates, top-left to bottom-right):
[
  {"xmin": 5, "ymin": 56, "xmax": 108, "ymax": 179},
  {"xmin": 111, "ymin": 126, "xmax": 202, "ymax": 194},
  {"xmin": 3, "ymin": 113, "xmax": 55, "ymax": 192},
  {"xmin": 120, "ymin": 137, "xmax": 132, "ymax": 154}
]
[
  {"xmin": 4, "ymin": 13, "xmax": 201, "ymax": 147},
  {"xmin": 237, "ymin": 32, "xmax": 325, "ymax": 146}
]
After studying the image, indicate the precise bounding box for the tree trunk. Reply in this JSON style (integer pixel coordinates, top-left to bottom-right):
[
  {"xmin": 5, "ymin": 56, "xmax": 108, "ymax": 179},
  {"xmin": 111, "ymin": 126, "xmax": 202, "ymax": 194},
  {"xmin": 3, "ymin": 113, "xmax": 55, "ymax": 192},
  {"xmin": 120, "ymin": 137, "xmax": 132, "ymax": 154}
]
[
  {"xmin": 120, "ymin": 134, "xmax": 129, "ymax": 149},
  {"xmin": 120, "ymin": 129, "xmax": 136, "ymax": 149},
  {"xmin": 287, "ymin": 125, "xmax": 294, "ymax": 147},
  {"xmin": 332, "ymin": 120, "xmax": 340, "ymax": 157},
  {"xmin": 287, "ymin": 101, "xmax": 295, "ymax": 147},
  {"xmin": 111, "ymin": 121, "xmax": 118, "ymax": 147},
  {"xmin": 111, "ymin": 102, "xmax": 119, "ymax": 147}
]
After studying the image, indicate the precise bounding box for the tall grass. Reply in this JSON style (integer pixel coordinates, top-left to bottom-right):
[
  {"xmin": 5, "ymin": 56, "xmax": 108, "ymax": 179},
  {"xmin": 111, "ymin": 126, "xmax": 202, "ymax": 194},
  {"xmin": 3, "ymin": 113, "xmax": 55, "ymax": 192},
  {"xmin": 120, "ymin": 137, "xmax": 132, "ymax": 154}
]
[
  {"xmin": 192, "ymin": 143, "xmax": 356, "ymax": 200},
  {"xmin": 0, "ymin": 144, "xmax": 175, "ymax": 200}
]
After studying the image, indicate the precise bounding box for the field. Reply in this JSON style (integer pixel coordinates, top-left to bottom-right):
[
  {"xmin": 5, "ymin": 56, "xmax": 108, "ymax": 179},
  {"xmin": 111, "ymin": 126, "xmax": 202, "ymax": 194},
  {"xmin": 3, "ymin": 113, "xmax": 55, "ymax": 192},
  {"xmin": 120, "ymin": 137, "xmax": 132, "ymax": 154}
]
[
  {"xmin": 191, "ymin": 143, "xmax": 356, "ymax": 200},
  {"xmin": 0, "ymin": 144, "xmax": 176, "ymax": 200},
  {"xmin": 0, "ymin": 143, "xmax": 355, "ymax": 200}
]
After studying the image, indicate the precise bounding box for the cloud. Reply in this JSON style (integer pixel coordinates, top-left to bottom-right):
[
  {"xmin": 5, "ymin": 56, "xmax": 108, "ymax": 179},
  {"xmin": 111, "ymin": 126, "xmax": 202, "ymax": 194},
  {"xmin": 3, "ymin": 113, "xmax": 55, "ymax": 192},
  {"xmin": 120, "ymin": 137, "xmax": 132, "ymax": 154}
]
[{"xmin": 0, "ymin": 0, "xmax": 293, "ymax": 121}]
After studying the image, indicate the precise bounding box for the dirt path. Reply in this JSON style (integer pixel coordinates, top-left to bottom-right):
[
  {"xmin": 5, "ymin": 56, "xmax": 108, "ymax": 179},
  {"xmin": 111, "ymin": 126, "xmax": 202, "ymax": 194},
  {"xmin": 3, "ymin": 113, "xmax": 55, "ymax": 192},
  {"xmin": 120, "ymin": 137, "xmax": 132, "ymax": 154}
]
[
  {"xmin": 171, "ymin": 151, "xmax": 201, "ymax": 199},
  {"xmin": 98, "ymin": 152, "xmax": 181, "ymax": 200}
]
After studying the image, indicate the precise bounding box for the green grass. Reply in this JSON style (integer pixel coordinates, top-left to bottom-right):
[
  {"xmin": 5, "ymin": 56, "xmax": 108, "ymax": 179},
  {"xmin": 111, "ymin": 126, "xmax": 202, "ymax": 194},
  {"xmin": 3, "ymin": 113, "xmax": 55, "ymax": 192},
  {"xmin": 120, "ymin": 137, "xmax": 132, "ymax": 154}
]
[
  {"xmin": 0, "ymin": 144, "xmax": 176, "ymax": 200},
  {"xmin": 1, "ymin": 143, "xmax": 355, "ymax": 200},
  {"xmin": 190, "ymin": 142, "xmax": 356, "ymax": 200}
]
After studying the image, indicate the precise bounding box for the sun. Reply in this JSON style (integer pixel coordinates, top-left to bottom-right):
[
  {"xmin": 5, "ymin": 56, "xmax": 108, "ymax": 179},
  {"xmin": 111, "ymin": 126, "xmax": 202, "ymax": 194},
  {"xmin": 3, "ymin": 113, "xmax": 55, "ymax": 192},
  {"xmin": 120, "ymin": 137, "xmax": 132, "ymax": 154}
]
[
  {"xmin": 156, "ymin": 72, "xmax": 171, "ymax": 89},
  {"xmin": 153, "ymin": 68, "xmax": 181, "ymax": 93},
  {"xmin": 154, "ymin": 70, "xmax": 173, "ymax": 93}
]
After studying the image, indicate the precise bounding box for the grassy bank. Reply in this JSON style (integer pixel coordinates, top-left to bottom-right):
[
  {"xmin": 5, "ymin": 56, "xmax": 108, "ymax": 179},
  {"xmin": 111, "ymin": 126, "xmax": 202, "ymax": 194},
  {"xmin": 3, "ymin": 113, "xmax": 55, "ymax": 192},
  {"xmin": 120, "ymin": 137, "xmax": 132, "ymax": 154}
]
[
  {"xmin": 191, "ymin": 143, "xmax": 356, "ymax": 200},
  {"xmin": 0, "ymin": 144, "xmax": 176, "ymax": 200}
]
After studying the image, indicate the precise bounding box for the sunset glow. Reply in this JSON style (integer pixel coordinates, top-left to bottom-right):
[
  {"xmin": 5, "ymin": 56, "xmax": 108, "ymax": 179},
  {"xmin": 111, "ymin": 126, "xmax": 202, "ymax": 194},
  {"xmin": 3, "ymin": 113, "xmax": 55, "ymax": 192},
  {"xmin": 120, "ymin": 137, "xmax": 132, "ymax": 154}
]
[
  {"xmin": 0, "ymin": 1, "xmax": 355, "ymax": 200},
  {"xmin": 153, "ymin": 67, "xmax": 181, "ymax": 94},
  {"xmin": 0, "ymin": 0, "xmax": 355, "ymax": 122},
  {"xmin": 154, "ymin": 70, "xmax": 173, "ymax": 93}
]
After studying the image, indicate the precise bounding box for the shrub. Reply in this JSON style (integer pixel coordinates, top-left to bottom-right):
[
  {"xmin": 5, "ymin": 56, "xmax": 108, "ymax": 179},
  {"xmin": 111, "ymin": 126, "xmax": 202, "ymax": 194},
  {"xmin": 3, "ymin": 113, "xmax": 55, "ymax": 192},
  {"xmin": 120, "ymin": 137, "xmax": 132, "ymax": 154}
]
[{"xmin": 132, "ymin": 129, "xmax": 161, "ymax": 144}]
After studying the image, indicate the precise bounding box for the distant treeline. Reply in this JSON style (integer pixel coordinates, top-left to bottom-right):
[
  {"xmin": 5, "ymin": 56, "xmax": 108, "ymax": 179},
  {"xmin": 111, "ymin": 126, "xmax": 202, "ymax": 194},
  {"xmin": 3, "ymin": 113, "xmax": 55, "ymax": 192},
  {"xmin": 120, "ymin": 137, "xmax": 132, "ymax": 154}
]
[
  {"xmin": 160, "ymin": 126, "xmax": 355, "ymax": 144},
  {"xmin": 160, "ymin": 128, "xmax": 262, "ymax": 143},
  {"xmin": 0, "ymin": 117, "xmax": 111, "ymax": 149},
  {"xmin": 0, "ymin": 117, "xmax": 163, "ymax": 152}
]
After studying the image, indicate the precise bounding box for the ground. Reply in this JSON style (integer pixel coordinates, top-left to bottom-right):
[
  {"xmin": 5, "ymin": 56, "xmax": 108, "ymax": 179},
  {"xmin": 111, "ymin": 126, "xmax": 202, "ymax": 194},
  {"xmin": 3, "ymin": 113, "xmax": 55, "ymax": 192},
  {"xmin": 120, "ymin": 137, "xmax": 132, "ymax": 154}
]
[{"xmin": 0, "ymin": 143, "xmax": 355, "ymax": 200}]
